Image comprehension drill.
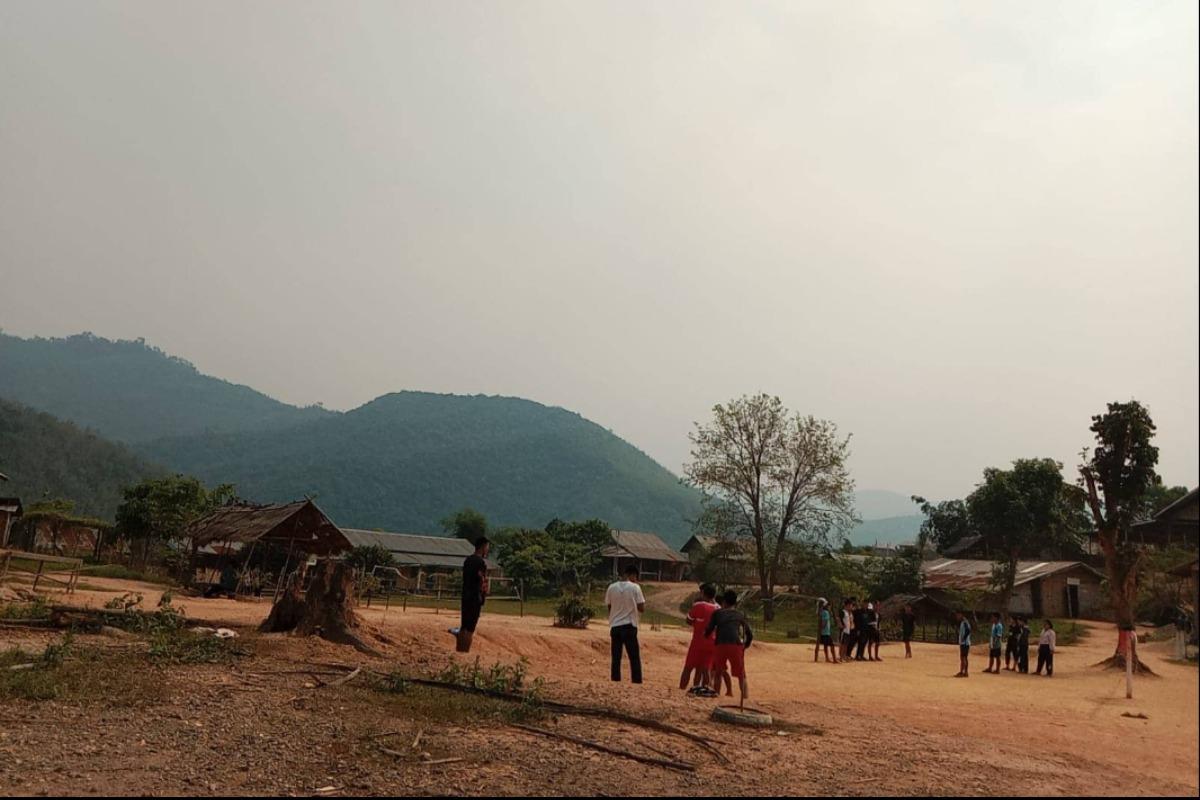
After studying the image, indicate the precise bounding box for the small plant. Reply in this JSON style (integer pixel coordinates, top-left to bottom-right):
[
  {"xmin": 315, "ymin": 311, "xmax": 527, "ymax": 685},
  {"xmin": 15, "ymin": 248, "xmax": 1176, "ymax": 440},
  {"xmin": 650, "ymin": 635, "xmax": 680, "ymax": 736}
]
[
  {"xmin": 104, "ymin": 592, "xmax": 144, "ymax": 611},
  {"xmin": 41, "ymin": 632, "xmax": 74, "ymax": 667},
  {"xmin": 0, "ymin": 598, "xmax": 51, "ymax": 620},
  {"xmin": 554, "ymin": 594, "xmax": 595, "ymax": 629},
  {"xmin": 434, "ymin": 656, "xmax": 543, "ymax": 698}
]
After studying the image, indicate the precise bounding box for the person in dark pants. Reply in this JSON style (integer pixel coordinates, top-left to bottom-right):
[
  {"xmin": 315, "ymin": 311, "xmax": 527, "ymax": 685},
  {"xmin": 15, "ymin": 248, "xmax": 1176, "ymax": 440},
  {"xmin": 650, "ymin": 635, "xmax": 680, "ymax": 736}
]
[
  {"xmin": 901, "ymin": 603, "xmax": 916, "ymax": 658},
  {"xmin": 1004, "ymin": 615, "xmax": 1021, "ymax": 671},
  {"xmin": 605, "ymin": 562, "xmax": 646, "ymax": 683},
  {"xmin": 1017, "ymin": 616, "xmax": 1031, "ymax": 673},
  {"xmin": 450, "ymin": 537, "xmax": 490, "ymax": 653},
  {"xmin": 1036, "ymin": 619, "xmax": 1056, "ymax": 676},
  {"xmin": 853, "ymin": 600, "xmax": 869, "ymax": 661}
]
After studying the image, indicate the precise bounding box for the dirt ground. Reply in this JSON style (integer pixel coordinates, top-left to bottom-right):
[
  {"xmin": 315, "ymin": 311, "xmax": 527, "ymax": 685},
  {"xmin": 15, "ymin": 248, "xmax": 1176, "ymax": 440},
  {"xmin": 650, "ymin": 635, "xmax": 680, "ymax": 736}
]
[{"xmin": 2, "ymin": 576, "xmax": 1197, "ymax": 797}]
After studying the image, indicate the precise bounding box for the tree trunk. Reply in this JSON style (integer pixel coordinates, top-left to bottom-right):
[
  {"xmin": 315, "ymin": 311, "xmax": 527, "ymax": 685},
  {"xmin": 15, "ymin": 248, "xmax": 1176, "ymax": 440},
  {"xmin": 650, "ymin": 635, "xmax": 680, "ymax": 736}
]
[
  {"xmin": 1095, "ymin": 530, "xmax": 1155, "ymax": 675},
  {"xmin": 261, "ymin": 560, "xmax": 380, "ymax": 655}
]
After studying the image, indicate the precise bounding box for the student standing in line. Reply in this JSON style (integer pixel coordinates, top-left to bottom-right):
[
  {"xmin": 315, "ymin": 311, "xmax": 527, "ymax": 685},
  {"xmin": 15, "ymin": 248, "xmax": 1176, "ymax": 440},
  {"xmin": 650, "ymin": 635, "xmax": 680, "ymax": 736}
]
[
  {"xmin": 815, "ymin": 598, "xmax": 838, "ymax": 663},
  {"xmin": 605, "ymin": 562, "xmax": 646, "ymax": 684},
  {"xmin": 1017, "ymin": 616, "xmax": 1032, "ymax": 674},
  {"xmin": 1036, "ymin": 619, "xmax": 1056, "ymax": 676},
  {"xmin": 680, "ymin": 583, "xmax": 720, "ymax": 695},
  {"xmin": 985, "ymin": 612, "xmax": 1004, "ymax": 673},
  {"xmin": 901, "ymin": 603, "xmax": 916, "ymax": 658},
  {"xmin": 866, "ymin": 601, "xmax": 882, "ymax": 661},
  {"xmin": 954, "ymin": 611, "xmax": 972, "ymax": 677},
  {"xmin": 841, "ymin": 598, "xmax": 856, "ymax": 662},
  {"xmin": 853, "ymin": 600, "xmax": 869, "ymax": 661},
  {"xmin": 1004, "ymin": 615, "xmax": 1021, "ymax": 671},
  {"xmin": 705, "ymin": 589, "xmax": 754, "ymax": 708}
]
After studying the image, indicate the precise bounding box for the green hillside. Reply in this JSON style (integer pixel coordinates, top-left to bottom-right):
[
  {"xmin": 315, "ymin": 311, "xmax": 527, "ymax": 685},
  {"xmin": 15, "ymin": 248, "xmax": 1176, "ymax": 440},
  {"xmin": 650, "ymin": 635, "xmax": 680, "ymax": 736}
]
[
  {"xmin": 0, "ymin": 398, "xmax": 158, "ymax": 519},
  {"xmin": 846, "ymin": 514, "xmax": 923, "ymax": 547},
  {"xmin": 143, "ymin": 391, "xmax": 704, "ymax": 544},
  {"xmin": 0, "ymin": 332, "xmax": 332, "ymax": 443}
]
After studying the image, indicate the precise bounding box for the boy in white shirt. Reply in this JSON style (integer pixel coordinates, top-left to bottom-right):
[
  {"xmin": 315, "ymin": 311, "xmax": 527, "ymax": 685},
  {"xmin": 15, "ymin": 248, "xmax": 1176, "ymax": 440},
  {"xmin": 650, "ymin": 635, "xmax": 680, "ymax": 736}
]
[{"xmin": 605, "ymin": 563, "xmax": 646, "ymax": 683}]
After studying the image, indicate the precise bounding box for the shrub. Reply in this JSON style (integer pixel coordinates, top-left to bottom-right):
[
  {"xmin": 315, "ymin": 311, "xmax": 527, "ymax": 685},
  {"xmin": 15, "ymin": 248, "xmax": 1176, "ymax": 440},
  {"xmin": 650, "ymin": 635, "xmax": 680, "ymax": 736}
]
[{"xmin": 554, "ymin": 594, "xmax": 595, "ymax": 628}]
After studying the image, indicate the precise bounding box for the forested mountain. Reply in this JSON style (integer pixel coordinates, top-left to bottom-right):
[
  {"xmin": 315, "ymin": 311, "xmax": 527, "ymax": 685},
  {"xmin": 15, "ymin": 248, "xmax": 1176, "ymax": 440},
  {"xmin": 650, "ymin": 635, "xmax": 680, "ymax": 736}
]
[
  {"xmin": 0, "ymin": 332, "xmax": 332, "ymax": 443},
  {"xmin": 0, "ymin": 398, "xmax": 158, "ymax": 519},
  {"xmin": 143, "ymin": 391, "xmax": 704, "ymax": 543}
]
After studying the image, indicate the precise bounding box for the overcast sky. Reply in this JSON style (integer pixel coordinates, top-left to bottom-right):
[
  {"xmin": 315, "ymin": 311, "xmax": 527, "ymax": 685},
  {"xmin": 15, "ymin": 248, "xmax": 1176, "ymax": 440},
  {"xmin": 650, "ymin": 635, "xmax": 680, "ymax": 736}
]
[{"xmin": 2, "ymin": 2, "xmax": 1197, "ymax": 500}]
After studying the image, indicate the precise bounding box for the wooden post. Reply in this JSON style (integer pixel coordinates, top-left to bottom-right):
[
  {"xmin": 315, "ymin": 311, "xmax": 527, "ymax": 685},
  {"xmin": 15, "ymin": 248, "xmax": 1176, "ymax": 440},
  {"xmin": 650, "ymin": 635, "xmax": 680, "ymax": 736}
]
[
  {"xmin": 1125, "ymin": 630, "xmax": 1135, "ymax": 699},
  {"xmin": 234, "ymin": 540, "xmax": 257, "ymax": 597},
  {"xmin": 519, "ymin": 580, "xmax": 525, "ymax": 618},
  {"xmin": 273, "ymin": 539, "xmax": 296, "ymax": 604},
  {"xmin": 32, "ymin": 559, "xmax": 45, "ymax": 591}
]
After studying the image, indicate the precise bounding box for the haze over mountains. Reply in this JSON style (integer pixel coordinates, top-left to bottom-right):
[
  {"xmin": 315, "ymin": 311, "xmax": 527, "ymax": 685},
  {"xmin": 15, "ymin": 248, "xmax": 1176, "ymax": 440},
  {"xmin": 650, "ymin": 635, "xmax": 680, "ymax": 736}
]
[{"xmin": 0, "ymin": 332, "xmax": 922, "ymax": 546}]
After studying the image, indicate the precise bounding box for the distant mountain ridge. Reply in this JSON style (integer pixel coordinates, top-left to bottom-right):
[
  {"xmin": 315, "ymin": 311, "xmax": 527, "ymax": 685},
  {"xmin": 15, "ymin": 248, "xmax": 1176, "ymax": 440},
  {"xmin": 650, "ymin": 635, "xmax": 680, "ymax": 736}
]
[
  {"xmin": 0, "ymin": 397, "xmax": 158, "ymax": 519},
  {"xmin": 142, "ymin": 390, "xmax": 704, "ymax": 543},
  {"xmin": 0, "ymin": 332, "xmax": 703, "ymax": 542},
  {"xmin": 0, "ymin": 332, "xmax": 332, "ymax": 442}
]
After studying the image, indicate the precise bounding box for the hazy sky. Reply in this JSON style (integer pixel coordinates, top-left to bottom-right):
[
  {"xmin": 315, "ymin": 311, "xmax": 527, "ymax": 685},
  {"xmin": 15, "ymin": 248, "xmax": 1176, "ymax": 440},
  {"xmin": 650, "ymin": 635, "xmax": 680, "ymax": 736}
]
[{"xmin": 2, "ymin": 2, "xmax": 1197, "ymax": 500}]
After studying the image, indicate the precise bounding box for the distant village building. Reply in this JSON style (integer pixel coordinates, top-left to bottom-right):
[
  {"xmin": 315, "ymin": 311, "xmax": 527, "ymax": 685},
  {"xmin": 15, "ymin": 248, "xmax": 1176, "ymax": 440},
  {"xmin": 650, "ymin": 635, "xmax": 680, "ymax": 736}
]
[
  {"xmin": 0, "ymin": 497, "xmax": 21, "ymax": 548},
  {"xmin": 603, "ymin": 530, "xmax": 688, "ymax": 581},
  {"xmin": 341, "ymin": 529, "xmax": 500, "ymax": 580},
  {"xmin": 1130, "ymin": 487, "xmax": 1199, "ymax": 549},
  {"xmin": 920, "ymin": 558, "xmax": 1105, "ymax": 618}
]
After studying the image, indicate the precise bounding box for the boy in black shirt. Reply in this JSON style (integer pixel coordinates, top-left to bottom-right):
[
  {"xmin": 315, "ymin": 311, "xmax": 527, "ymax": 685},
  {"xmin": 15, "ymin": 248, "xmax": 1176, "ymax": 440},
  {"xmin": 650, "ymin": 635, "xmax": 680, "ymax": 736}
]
[
  {"xmin": 451, "ymin": 537, "xmax": 490, "ymax": 653},
  {"xmin": 705, "ymin": 590, "xmax": 753, "ymax": 708}
]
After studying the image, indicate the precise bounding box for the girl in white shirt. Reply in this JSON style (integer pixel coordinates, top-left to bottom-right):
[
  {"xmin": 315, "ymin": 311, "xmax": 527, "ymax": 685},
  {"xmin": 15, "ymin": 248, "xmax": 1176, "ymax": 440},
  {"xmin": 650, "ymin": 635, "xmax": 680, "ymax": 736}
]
[{"xmin": 1036, "ymin": 619, "xmax": 1056, "ymax": 677}]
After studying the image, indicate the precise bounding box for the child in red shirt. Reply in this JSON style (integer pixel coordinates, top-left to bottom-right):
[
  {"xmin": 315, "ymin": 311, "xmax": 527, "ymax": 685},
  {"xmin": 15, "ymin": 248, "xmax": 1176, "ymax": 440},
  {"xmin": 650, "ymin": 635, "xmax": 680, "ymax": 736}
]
[{"xmin": 680, "ymin": 583, "xmax": 720, "ymax": 696}]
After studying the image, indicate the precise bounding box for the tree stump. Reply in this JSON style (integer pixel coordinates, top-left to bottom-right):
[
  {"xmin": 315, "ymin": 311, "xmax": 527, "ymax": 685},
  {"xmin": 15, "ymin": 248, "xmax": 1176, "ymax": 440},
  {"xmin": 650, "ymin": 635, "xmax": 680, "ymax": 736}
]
[{"xmin": 260, "ymin": 560, "xmax": 380, "ymax": 655}]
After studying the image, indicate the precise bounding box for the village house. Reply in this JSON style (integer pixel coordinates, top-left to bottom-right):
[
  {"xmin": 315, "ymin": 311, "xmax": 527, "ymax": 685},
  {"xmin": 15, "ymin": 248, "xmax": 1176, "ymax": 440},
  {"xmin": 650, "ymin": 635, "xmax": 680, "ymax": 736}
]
[
  {"xmin": 920, "ymin": 558, "xmax": 1106, "ymax": 618},
  {"xmin": 603, "ymin": 530, "xmax": 688, "ymax": 581},
  {"xmin": 341, "ymin": 528, "xmax": 501, "ymax": 588}
]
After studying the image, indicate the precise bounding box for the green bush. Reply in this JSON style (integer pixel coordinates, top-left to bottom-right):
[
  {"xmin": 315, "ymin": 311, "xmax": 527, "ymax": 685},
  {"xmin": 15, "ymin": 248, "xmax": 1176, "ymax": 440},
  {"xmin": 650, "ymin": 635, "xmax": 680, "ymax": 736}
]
[{"xmin": 553, "ymin": 594, "xmax": 595, "ymax": 628}]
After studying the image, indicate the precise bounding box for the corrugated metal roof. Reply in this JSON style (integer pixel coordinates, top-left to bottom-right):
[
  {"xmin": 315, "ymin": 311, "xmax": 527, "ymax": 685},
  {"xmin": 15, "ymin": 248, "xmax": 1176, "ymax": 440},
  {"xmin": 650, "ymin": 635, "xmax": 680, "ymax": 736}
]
[
  {"xmin": 920, "ymin": 558, "xmax": 1101, "ymax": 590},
  {"xmin": 601, "ymin": 530, "xmax": 687, "ymax": 563},
  {"xmin": 342, "ymin": 529, "xmax": 495, "ymax": 570}
]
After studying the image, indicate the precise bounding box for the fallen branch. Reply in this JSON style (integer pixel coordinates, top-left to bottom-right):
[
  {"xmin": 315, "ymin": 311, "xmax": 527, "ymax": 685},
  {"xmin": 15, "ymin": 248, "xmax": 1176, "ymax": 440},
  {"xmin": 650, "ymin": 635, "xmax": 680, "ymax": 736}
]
[
  {"xmin": 327, "ymin": 666, "xmax": 362, "ymax": 687},
  {"xmin": 405, "ymin": 677, "xmax": 728, "ymax": 763},
  {"xmin": 510, "ymin": 723, "xmax": 695, "ymax": 772}
]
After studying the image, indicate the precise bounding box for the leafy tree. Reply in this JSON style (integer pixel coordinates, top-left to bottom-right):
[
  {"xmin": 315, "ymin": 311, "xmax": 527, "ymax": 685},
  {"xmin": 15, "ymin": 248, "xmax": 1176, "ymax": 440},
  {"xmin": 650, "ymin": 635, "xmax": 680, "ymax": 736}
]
[
  {"xmin": 441, "ymin": 507, "xmax": 488, "ymax": 541},
  {"xmin": 345, "ymin": 544, "xmax": 395, "ymax": 575},
  {"xmin": 911, "ymin": 496, "xmax": 971, "ymax": 554},
  {"xmin": 1078, "ymin": 400, "xmax": 1162, "ymax": 676},
  {"xmin": 1140, "ymin": 483, "xmax": 1189, "ymax": 521},
  {"xmin": 491, "ymin": 518, "xmax": 611, "ymax": 596},
  {"xmin": 684, "ymin": 394, "xmax": 856, "ymax": 620},
  {"xmin": 115, "ymin": 475, "xmax": 236, "ymax": 568},
  {"xmin": 966, "ymin": 459, "xmax": 1085, "ymax": 610}
]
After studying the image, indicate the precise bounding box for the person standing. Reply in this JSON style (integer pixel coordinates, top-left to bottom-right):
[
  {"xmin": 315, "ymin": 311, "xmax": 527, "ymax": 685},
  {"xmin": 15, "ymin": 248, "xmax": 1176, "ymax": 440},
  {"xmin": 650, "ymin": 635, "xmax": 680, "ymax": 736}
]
[
  {"xmin": 901, "ymin": 603, "xmax": 916, "ymax": 658},
  {"xmin": 954, "ymin": 611, "xmax": 972, "ymax": 677},
  {"xmin": 1036, "ymin": 619, "xmax": 1056, "ymax": 676},
  {"xmin": 606, "ymin": 562, "xmax": 646, "ymax": 683},
  {"xmin": 452, "ymin": 536, "xmax": 490, "ymax": 653},
  {"xmin": 680, "ymin": 583, "xmax": 720, "ymax": 694},
  {"xmin": 1017, "ymin": 616, "xmax": 1031, "ymax": 674},
  {"xmin": 816, "ymin": 598, "xmax": 838, "ymax": 663},
  {"xmin": 1004, "ymin": 615, "xmax": 1021, "ymax": 671},
  {"xmin": 866, "ymin": 601, "xmax": 882, "ymax": 661},
  {"xmin": 840, "ymin": 598, "xmax": 856, "ymax": 661},
  {"xmin": 705, "ymin": 589, "xmax": 754, "ymax": 708},
  {"xmin": 985, "ymin": 612, "xmax": 1004, "ymax": 673},
  {"xmin": 853, "ymin": 600, "xmax": 869, "ymax": 661}
]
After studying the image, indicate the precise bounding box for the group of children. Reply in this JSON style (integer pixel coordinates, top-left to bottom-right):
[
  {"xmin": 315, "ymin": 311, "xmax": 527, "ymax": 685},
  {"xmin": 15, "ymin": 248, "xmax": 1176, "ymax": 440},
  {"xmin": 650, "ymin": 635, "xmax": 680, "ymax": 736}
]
[
  {"xmin": 957, "ymin": 611, "xmax": 1057, "ymax": 677},
  {"xmin": 815, "ymin": 597, "xmax": 890, "ymax": 664},
  {"xmin": 677, "ymin": 583, "xmax": 754, "ymax": 707}
]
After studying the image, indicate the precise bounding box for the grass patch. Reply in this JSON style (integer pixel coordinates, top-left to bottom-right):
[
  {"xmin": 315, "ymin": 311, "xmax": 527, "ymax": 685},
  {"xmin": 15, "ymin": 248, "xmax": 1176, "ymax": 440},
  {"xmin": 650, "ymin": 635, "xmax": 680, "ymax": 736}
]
[
  {"xmin": 0, "ymin": 638, "xmax": 168, "ymax": 704},
  {"xmin": 0, "ymin": 597, "xmax": 52, "ymax": 621},
  {"xmin": 80, "ymin": 563, "xmax": 177, "ymax": 585},
  {"xmin": 1049, "ymin": 619, "xmax": 1088, "ymax": 647},
  {"xmin": 368, "ymin": 658, "xmax": 547, "ymax": 724}
]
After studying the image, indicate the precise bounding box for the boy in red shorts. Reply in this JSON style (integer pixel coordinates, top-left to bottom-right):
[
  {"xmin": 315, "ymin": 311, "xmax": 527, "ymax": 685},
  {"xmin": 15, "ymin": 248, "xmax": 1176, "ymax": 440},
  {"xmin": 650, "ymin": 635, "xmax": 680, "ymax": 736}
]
[
  {"xmin": 680, "ymin": 583, "xmax": 720, "ymax": 696},
  {"xmin": 705, "ymin": 589, "xmax": 754, "ymax": 709}
]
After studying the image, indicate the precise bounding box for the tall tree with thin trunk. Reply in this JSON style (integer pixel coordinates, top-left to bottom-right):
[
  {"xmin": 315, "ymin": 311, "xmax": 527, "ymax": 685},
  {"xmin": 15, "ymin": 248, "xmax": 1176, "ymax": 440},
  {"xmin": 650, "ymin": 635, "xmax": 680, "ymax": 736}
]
[
  {"xmin": 684, "ymin": 394, "xmax": 856, "ymax": 621},
  {"xmin": 1078, "ymin": 400, "xmax": 1161, "ymax": 677}
]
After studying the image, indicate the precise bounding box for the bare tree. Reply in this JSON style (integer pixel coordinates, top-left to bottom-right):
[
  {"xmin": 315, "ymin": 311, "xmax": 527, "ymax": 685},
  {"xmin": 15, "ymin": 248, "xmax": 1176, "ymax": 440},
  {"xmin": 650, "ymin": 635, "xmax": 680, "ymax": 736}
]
[{"xmin": 684, "ymin": 394, "xmax": 856, "ymax": 620}]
